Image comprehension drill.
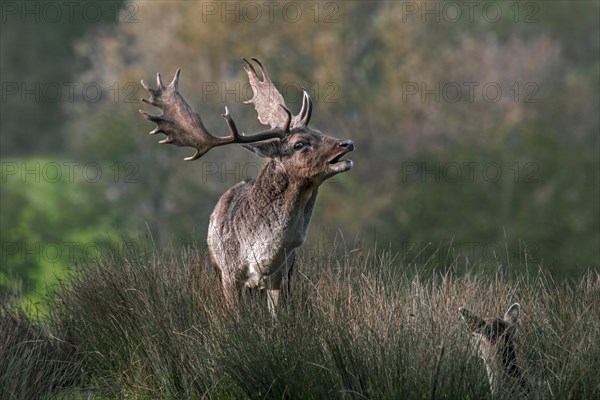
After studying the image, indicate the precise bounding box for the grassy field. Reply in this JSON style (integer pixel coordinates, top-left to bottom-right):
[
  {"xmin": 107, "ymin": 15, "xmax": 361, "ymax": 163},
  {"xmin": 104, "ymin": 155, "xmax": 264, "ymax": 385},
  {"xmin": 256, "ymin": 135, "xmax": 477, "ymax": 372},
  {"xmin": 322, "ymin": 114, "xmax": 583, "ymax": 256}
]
[{"xmin": 1, "ymin": 245, "xmax": 598, "ymax": 399}]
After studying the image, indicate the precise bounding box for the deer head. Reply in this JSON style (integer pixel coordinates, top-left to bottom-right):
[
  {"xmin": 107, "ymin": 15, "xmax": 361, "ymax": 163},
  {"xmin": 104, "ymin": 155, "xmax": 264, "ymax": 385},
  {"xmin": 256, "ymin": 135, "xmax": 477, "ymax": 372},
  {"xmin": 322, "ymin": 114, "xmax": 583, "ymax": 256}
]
[
  {"xmin": 460, "ymin": 304, "xmax": 531, "ymax": 398},
  {"xmin": 139, "ymin": 58, "xmax": 353, "ymax": 186},
  {"xmin": 459, "ymin": 303, "xmax": 520, "ymax": 351}
]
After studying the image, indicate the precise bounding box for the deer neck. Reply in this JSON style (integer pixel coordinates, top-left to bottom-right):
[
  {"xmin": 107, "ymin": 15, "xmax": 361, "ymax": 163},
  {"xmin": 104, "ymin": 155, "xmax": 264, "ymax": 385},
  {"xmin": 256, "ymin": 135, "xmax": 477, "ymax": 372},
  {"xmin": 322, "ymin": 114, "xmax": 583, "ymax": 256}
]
[
  {"xmin": 251, "ymin": 161, "xmax": 318, "ymax": 245},
  {"xmin": 483, "ymin": 342, "xmax": 530, "ymax": 398}
]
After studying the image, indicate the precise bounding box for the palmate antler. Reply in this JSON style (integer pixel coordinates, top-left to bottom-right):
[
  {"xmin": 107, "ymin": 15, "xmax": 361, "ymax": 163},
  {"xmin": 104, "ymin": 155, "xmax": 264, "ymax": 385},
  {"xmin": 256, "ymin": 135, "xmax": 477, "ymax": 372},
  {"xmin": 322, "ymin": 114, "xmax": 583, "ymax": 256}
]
[
  {"xmin": 242, "ymin": 57, "xmax": 312, "ymax": 129},
  {"xmin": 139, "ymin": 58, "xmax": 313, "ymax": 161}
]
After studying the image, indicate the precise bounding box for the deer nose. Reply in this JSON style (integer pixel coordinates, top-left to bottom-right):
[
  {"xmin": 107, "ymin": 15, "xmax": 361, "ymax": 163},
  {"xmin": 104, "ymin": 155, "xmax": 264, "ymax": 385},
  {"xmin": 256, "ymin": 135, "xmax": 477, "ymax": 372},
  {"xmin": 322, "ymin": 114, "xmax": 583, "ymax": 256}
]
[{"xmin": 339, "ymin": 140, "xmax": 354, "ymax": 151}]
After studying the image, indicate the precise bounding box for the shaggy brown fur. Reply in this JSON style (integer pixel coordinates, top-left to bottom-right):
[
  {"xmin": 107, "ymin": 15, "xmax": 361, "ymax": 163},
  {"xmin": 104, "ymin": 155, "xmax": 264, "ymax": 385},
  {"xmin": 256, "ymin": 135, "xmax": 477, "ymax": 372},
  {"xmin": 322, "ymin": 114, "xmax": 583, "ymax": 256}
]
[{"xmin": 209, "ymin": 127, "xmax": 353, "ymax": 314}]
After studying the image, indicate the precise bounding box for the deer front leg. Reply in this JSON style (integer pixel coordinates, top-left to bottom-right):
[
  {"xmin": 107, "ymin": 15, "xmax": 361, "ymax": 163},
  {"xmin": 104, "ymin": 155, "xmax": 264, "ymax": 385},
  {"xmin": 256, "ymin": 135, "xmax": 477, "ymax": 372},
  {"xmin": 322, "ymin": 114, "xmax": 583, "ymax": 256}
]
[
  {"xmin": 267, "ymin": 289, "xmax": 281, "ymax": 317},
  {"xmin": 266, "ymin": 252, "xmax": 296, "ymax": 317},
  {"xmin": 284, "ymin": 250, "xmax": 296, "ymax": 296},
  {"xmin": 220, "ymin": 274, "xmax": 243, "ymax": 309}
]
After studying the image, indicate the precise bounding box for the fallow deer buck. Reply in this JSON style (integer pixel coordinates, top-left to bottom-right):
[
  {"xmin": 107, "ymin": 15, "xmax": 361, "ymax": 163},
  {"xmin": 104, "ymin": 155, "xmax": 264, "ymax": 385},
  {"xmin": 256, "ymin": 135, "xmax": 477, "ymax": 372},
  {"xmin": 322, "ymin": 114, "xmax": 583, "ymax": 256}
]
[
  {"xmin": 459, "ymin": 303, "xmax": 534, "ymax": 399},
  {"xmin": 139, "ymin": 58, "xmax": 354, "ymax": 315}
]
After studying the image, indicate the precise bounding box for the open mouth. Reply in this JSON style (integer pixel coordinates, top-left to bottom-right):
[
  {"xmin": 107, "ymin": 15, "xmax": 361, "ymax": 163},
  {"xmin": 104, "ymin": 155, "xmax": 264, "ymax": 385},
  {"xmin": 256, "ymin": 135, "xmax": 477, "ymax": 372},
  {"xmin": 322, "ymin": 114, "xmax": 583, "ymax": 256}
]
[
  {"xmin": 329, "ymin": 153, "xmax": 347, "ymax": 164},
  {"xmin": 328, "ymin": 151, "xmax": 353, "ymax": 171}
]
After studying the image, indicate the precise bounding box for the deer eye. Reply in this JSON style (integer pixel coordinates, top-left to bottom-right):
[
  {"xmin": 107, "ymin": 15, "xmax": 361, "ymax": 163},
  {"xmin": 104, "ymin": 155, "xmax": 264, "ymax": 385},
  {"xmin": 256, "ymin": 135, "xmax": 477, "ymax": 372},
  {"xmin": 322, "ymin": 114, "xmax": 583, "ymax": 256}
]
[{"xmin": 293, "ymin": 142, "xmax": 306, "ymax": 151}]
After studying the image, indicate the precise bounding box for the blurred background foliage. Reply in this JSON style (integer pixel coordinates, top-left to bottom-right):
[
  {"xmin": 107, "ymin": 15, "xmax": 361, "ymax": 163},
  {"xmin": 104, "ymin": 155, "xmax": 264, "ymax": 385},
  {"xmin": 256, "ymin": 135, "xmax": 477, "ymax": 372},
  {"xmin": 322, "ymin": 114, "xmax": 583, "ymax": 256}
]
[{"xmin": 1, "ymin": 0, "xmax": 598, "ymax": 300}]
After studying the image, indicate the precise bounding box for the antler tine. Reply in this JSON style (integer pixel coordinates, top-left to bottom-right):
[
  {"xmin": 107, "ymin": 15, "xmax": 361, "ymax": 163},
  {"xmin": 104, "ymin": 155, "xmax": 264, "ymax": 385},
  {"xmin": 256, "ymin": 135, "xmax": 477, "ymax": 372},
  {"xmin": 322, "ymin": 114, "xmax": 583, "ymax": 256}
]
[
  {"xmin": 280, "ymin": 105, "xmax": 292, "ymax": 133},
  {"xmin": 140, "ymin": 79, "xmax": 155, "ymax": 94},
  {"xmin": 156, "ymin": 72, "xmax": 165, "ymax": 90},
  {"xmin": 242, "ymin": 58, "xmax": 260, "ymax": 89},
  {"xmin": 221, "ymin": 106, "xmax": 241, "ymax": 139},
  {"xmin": 139, "ymin": 109, "xmax": 160, "ymax": 123},
  {"xmin": 169, "ymin": 68, "xmax": 181, "ymax": 90},
  {"xmin": 221, "ymin": 105, "xmax": 287, "ymax": 141},
  {"xmin": 297, "ymin": 88, "xmax": 308, "ymax": 120},
  {"xmin": 184, "ymin": 150, "xmax": 202, "ymax": 162},
  {"xmin": 250, "ymin": 57, "xmax": 274, "ymax": 83},
  {"xmin": 158, "ymin": 136, "xmax": 174, "ymax": 144},
  {"xmin": 298, "ymin": 89, "xmax": 313, "ymax": 126}
]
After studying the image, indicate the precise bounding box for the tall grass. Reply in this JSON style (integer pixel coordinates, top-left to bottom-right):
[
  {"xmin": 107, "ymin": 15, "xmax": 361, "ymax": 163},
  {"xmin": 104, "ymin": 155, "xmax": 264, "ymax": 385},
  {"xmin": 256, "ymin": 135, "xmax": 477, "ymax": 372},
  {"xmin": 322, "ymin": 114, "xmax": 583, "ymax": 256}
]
[
  {"xmin": 1, "ymin": 246, "xmax": 598, "ymax": 399},
  {"xmin": 0, "ymin": 306, "xmax": 83, "ymax": 399}
]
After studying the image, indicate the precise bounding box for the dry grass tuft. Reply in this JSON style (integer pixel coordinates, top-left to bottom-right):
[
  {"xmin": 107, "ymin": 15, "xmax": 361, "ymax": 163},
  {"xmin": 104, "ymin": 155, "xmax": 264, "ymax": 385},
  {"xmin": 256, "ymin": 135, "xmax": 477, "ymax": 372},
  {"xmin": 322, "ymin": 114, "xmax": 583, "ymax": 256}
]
[{"xmin": 1, "ymin": 245, "xmax": 598, "ymax": 399}]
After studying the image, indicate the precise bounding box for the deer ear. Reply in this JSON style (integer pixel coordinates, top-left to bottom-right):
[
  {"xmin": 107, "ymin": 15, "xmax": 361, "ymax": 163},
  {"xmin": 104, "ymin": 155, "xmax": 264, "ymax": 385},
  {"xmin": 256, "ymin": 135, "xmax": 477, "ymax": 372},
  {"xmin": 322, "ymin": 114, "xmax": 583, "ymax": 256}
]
[
  {"xmin": 504, "ymin": 303, "xmax": 520, "ymax": 324},
  {"xmin": 242, "ymin": 141, "xmax": 281, "ymax": 158},
  {"xmin": 459, "ymin": 307, "xmax": 485, "ymax": 332}
]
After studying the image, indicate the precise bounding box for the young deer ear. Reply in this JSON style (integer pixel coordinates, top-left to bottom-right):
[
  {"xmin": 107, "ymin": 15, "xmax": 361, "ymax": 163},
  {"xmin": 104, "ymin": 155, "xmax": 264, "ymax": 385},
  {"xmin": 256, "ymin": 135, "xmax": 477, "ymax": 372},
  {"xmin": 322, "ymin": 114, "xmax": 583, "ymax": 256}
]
[
  {"xmin": 459, "ymin": 307, "xmax": 486, "ymax": 332},
  {"xmin": 242, "ymin": 141, "xmax": 281, "ymax": 159},
  {"xmin": 504, "ymin": 303, "xmax": 520, "ymax": 324}
]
